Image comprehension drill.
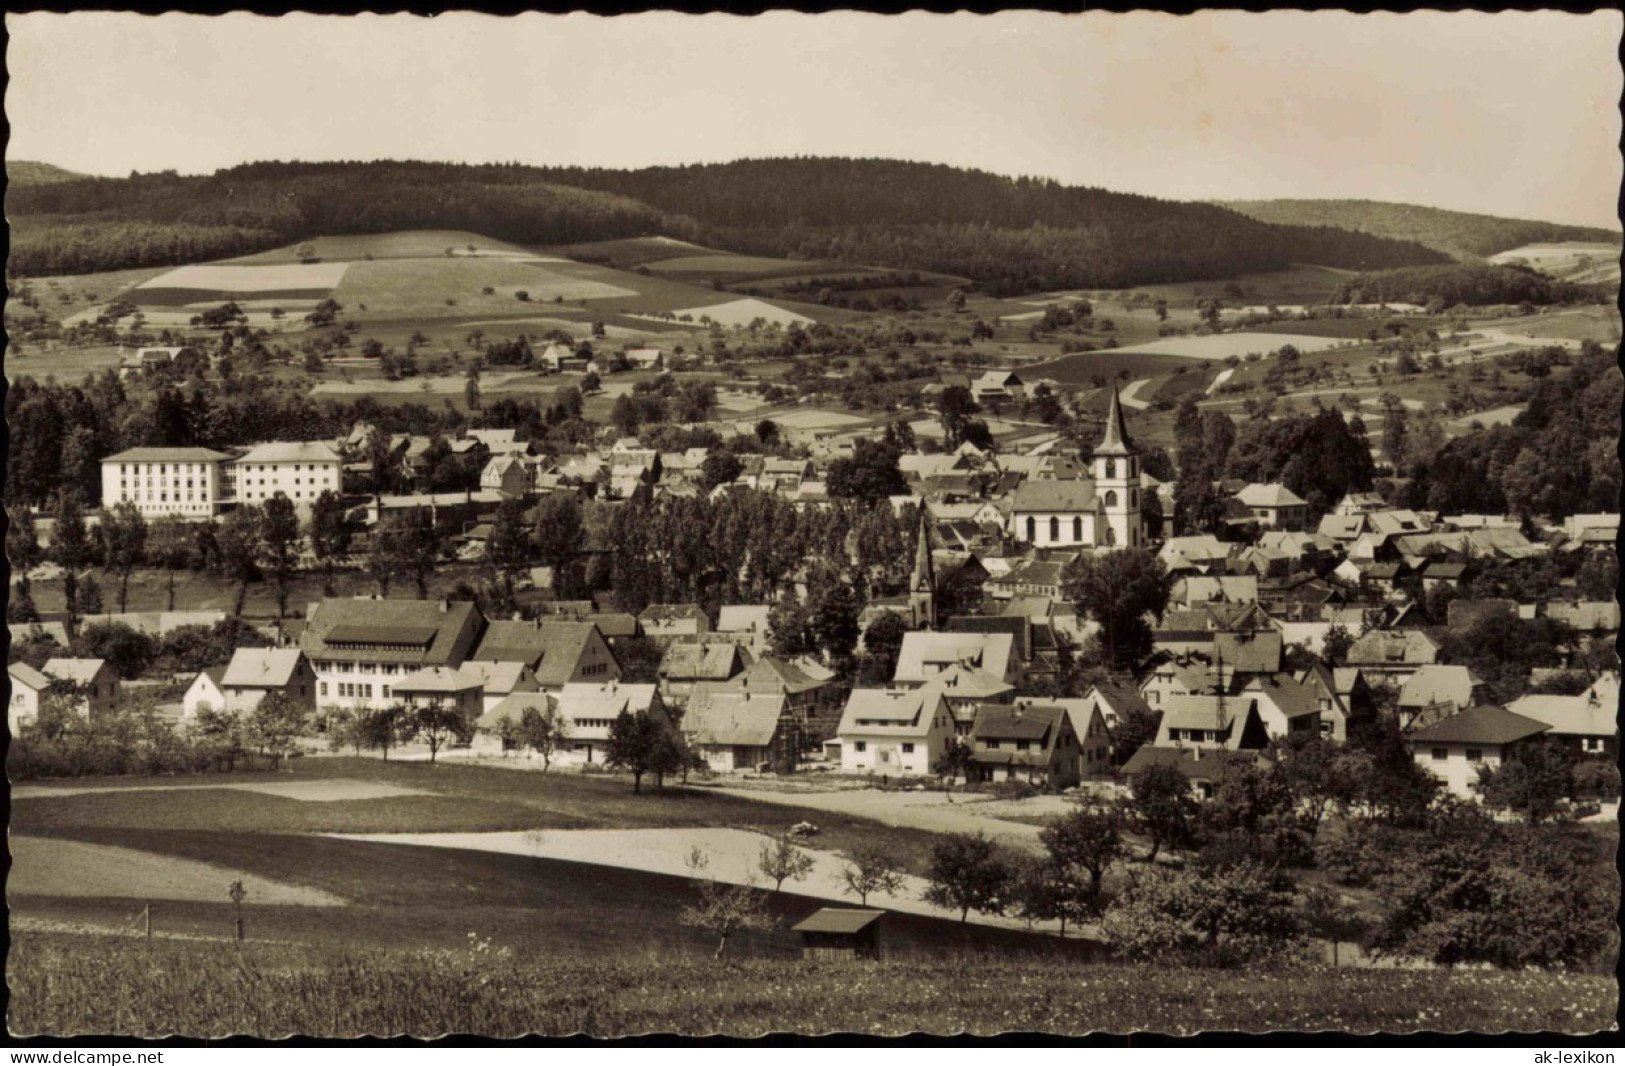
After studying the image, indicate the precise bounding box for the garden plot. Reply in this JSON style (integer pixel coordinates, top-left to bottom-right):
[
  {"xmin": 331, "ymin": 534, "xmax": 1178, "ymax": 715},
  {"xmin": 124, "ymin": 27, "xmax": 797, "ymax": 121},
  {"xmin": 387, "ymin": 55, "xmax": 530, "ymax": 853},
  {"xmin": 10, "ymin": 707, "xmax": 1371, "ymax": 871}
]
[
  {"xmin": 328, "ymin": 828, "xmax": 1055, "ymax": 933},
  {"xmin": 8, "ymin": 837, "xmax": 346, "ymax": 906}
]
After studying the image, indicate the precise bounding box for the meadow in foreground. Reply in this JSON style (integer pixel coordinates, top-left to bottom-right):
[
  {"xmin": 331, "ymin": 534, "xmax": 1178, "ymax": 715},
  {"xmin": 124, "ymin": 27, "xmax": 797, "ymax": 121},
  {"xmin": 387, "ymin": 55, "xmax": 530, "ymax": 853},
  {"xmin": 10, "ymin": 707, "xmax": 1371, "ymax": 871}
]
[{"xmin": 8, "ymin": 933, "xmax": 1616, "ymax": 1038}]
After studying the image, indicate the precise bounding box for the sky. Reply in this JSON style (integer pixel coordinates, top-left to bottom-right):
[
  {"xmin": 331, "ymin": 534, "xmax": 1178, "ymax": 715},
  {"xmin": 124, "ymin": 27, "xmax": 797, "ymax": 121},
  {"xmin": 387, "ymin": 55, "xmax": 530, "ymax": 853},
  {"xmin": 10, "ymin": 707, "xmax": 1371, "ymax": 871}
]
[{"xmin": 7, "ymin": 10, "xmax": 1621, "ymax": 230}]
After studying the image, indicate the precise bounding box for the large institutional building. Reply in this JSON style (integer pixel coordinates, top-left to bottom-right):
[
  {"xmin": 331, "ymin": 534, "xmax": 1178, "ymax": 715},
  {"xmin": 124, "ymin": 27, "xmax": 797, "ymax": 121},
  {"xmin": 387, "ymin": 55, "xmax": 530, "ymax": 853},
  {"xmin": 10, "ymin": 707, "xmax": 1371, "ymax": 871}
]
[
  {"xmin": 1006, "ymin": 385, "xmax": 1146, "ymax": 549},
  {"xmin": 100, "ymin": 441, "xmax": 343, "ymax": 519}
]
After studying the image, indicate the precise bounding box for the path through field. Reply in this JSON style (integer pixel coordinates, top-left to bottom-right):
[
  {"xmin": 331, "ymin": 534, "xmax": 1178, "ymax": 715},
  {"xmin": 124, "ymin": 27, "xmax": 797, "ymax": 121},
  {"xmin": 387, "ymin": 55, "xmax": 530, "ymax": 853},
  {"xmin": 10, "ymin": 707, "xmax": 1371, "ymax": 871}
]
[
  {"xmin": 1118, "ymin": 378, "xmax": 1153, "ymax": 409},
  {"xmin": 326, "ymin": 827, "xmax": 1064, "ymax": 934}
]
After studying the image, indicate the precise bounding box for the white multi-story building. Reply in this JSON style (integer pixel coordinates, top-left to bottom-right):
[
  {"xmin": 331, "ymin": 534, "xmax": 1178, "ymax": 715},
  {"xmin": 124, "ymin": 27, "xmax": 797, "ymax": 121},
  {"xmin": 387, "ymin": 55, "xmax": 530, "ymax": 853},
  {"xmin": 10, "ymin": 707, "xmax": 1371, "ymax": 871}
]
[
  {"xmin": 227, "ymin": 441, "xmax": 343, "ymax": 513},
  {"xmin": 100, "ymin": 447, "xmax": 236, "ymax": 519}
]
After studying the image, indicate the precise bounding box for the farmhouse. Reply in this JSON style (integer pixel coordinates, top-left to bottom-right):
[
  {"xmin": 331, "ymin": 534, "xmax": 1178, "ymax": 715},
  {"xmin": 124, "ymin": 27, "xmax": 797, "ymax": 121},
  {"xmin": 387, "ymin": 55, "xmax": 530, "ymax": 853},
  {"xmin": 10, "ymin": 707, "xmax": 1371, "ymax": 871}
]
[
  {"xmin": 836, "ymin": 687, "xmax": 955, "ymax": 776},
  {"xmin": 658, "ymin": 640, "xmax": 750, "ymax": 703},
  {"xmin": 301, "ymin": 598, "xmax": 484, "ymax": 710},
  {"xmin": 1344, "ymin": 629, "xmax": 1440, "ymax": 683},
  {"xmin": 681, "ymin": 689, "xmax": 789, "ymax": 772},
  {"xmin": 220, "ymin": 648, "xmax": 317, "ymax": 715},
  {"xmin": 481, "ymin": 454, "xmax": 534, "ymax": 498}
]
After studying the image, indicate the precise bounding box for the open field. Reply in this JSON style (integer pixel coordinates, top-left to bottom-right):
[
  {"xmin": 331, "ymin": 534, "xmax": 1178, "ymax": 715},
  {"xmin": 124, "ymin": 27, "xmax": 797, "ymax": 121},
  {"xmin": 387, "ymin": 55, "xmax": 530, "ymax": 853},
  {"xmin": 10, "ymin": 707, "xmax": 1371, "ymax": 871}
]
[
  {"xmin": 10, "ymin": 934, "xmax": 1614, "ymax": 1037},
  {"xmin": 9, "ymin": 837, "xmax": 345, "ymax": 906},
  {"xmin": 334, "ymin": 257, "xmax": 638, "ymax": 316},
  {"xmin": 229, "ymin": 230, "xmax": 537, "ymax": 264},
  {"xmin": 1021, "ymin": 349, "xmax": 1208, "ymax": 387},
  {"xmin": 1067, "ymin": 332, "xmax": 1352, "ymax": 361},
  {"xmin": 1489, "ymin": 241, "xmax": 1622, "ymax": 286},
  {"xmin": 648, "ymin": 253, "xmax": 824, "ymax": 275}
]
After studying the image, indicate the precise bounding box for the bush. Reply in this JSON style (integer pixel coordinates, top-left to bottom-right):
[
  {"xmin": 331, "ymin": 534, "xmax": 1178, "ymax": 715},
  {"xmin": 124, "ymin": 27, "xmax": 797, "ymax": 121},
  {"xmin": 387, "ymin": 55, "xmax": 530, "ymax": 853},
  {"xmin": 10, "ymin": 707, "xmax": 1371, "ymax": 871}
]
[{"xmin": 989, "ymin": 779, "xmax": 1039, "ymax": 801}]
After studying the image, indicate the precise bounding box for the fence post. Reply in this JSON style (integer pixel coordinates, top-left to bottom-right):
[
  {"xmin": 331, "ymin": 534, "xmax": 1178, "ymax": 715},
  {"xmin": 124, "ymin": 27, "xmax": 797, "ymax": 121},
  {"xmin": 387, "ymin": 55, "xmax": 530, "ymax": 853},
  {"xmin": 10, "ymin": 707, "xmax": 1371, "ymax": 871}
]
[{"xmin": 144, "ymin": 903, "xmax": 152, "ymax": 941}]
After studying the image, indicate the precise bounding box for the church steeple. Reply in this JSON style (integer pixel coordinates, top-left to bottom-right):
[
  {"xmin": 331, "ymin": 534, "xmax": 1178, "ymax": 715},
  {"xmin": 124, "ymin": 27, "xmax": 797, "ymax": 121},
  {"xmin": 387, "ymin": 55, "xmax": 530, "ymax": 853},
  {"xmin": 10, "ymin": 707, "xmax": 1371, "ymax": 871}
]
[
  {"xmin": 1097, "ymin": 383, "xmax": 1135, "ymax": 456},
  {"xmin": 910, "ymin": 504, "xmax": 936, "ymax": 629},
  {"xmin": 1093, "ymin": 384, "xmax": 1144, "ymax": 549}
]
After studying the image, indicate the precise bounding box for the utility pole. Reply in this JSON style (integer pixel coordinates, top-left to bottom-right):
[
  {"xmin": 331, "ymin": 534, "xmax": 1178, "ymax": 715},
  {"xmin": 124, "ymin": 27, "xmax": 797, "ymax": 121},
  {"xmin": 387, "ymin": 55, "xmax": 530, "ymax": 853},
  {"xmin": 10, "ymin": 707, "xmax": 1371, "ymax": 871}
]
[{"xmin": 229, "ymin": 880, "xmax": 247, "ymax": 942}]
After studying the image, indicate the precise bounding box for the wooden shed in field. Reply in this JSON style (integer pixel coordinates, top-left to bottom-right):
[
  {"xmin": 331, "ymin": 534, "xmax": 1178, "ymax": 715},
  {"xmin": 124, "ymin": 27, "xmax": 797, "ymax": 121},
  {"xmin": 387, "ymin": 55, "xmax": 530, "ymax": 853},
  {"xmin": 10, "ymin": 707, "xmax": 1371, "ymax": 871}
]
[{"xmin": 791, "ymin": 908, "xmax": 883, "ymax": 960}]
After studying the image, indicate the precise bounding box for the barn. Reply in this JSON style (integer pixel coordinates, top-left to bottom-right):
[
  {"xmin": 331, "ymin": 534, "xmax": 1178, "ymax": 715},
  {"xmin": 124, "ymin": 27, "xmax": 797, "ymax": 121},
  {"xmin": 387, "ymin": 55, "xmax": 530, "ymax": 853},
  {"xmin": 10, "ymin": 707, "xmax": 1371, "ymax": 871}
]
[{"xmin": 791, "ymin": 908, "xmax": 883, "ymax": 960}]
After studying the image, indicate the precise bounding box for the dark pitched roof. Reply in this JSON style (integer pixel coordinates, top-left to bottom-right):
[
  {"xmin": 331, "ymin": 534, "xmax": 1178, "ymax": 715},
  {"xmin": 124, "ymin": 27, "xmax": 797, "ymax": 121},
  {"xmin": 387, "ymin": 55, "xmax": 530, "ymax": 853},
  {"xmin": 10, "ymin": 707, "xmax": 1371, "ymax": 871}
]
[
  {"xmin": 301, "ymin": 599, "xmax": 481, "ymax": 667},
  {"xmin": 1409, "ymin": 705, "xmax": 1551, "ymax": 746},
  {"xmin": 1120, "ymin": 745, "xmax": 1265, "ymax": 780},
  {"xmin": 971, "ymin": 704, "xmax": 1063, "ymax": 742},
  {"xmin": 470, "ymin": 620, "xmax": 600, "ymax": 685}
]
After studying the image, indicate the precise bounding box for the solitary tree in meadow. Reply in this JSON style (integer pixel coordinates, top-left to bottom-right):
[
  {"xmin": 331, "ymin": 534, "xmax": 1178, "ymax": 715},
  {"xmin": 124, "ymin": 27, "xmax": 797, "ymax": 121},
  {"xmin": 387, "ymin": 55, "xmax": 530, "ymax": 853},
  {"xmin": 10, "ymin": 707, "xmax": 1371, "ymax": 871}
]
[
  {"xmin": 520, "ymin": 705, "xmax": 569, "ymax": 771},
  {"xmin": 413, "ymin": 704, "xmax": 466, "ymax": 765},
  {"xmin": 923, "ymin": 832, "xmax": 1015, "ymax": 924}
]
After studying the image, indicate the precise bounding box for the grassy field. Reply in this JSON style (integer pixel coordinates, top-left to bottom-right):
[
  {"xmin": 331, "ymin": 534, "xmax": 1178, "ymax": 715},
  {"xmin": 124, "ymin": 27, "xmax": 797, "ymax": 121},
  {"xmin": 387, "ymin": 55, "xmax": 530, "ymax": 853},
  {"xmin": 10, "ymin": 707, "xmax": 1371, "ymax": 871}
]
[
  {"xmin": 228, "ymin": 230, "xmax": 537, "ymax": 264},
  {"xmin": 1021, "ymin": 349, "xmax": 1206, "ymax": 386},
  {"xmin": 10, "ymin": 934, "xmax": 1614, "ymax": 1037}
]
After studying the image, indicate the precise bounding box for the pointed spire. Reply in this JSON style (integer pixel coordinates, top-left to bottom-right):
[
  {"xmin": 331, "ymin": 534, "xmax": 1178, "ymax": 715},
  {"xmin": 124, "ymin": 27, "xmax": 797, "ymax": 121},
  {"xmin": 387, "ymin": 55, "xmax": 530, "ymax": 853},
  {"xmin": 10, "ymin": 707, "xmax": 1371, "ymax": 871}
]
[
  {"xmin": 1097, "ymin": 383, "xmax": 1134, "ymax": 456},
  {"xmin": 912, "ymin": 503, "xmax": 935, "ymax": 593}
]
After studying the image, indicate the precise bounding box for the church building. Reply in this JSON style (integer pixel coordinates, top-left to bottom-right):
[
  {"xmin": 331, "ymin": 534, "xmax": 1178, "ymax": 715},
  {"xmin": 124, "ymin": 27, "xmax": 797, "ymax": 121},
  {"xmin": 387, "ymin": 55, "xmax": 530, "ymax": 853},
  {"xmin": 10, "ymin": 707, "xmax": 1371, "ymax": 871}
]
[{"xmin": 1007, "ymin": 385, "xmax": 1146, "ymax": 550}]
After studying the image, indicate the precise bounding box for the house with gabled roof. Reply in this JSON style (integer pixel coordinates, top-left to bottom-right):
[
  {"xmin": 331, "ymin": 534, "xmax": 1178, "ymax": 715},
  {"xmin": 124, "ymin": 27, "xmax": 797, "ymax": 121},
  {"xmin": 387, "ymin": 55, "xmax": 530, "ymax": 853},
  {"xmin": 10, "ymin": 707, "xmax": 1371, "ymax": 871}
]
[
  {"xmin": 553, "ymin": 680, "xmax": 667, "ymax": 765},
  {"xmin": 394, "ymin": 666, "xmax": 485, "ymax": 724},
  {"xmin": 1157, "ymin": 535, "xmax": 1234, "ymax": 574},
  {"xmin": 473, "ymin": 691, "xmax": 554, "ymax": 754},
  {"xmin": 729, "ymin": 655, "xmax": 837, "ymax": 718},
  {"xmin": 1507, "ymin": 677, "xmax": 1619, "ymax": 758},
  {"xmin": 836, "ymin": 686, "xmax": 955, "ymax": 776},
  {"xmin": 1398, "ymin": 665, "xmax": 1483, "ymax": 730},
  {"xmin": 1345, "ymin": 628, "xmax": 1439, "ymax": 683},
  {"xmin": 467, "ymin": 619, "xmax": 619, "ymax": 691},
  {"xmin": 460, "ymin": 660, "xmax": 542, "ymax": 714},
  {"xmin": 181, "ymin": 666, "xmax": 229, "ymax": 722},
  {"xmin": 1240, "ymin": 673, "xmax": 1325, "ymax": 740},
  {"xmin": 1151, "ymin": 693, "xmax": 1269, "ymax": 753},
  {"xmin": 301, "ymin": 597, "xmax": 485, "ymax": 710},
  {"xmin": 967, "ymin": 704, "xmax": 1080, "ymax": 788},
  {"xmin": 481, "ymin": 454, "xmax": 534, "ymax": 499},
  {"xmin": 658, "ymin": 640, "xmax": 751, "ymax": 703},
  {"xmin": 41, "ymin": 658, "xmax": 120, "ymax": 721},
  {"xmin": 7, "ymin": 662, "xmax": 52, "ymax": 734},
  {"xmin": 682, "ymin": 689, "xmax": 789, "ymax": 772},
  {"xmin": 221, "ymin": 648, "xmax": 317, "ymax": 715},
  {"xmin": 893, "ymin": 631, "xmax": 1015, "ymax": 688},
  {"xmin": 1233, "ymin": 483, "xmax": 1309, "ymax": 531},
  {"xmin": 1409, "ymin": 705, "xmax": 1552, "ymax": 799},
  {"xmin": 930, "ymin": 662, "xmax": 1017, "ymax": 736}
]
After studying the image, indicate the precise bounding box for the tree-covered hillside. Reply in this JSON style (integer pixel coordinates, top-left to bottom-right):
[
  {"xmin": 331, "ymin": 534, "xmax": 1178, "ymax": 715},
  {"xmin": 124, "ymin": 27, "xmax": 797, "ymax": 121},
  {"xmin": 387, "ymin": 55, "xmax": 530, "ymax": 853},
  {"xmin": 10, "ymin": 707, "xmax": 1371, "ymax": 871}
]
[
  {"xmin": 6, "ymin": 160, "xmax": 91, "ymax": 186},
  {"xmin": 1218, "ymin": 198, "xmax": 1621, "ymax": 260},
  {"xmin": 8, "ymin": 158, "xmax": 1449, "ymax": 290},
  {"xmin": 7, "ymin": 162, "xmax": 693, "ymax": 276},
  {"xmin": 1327, "ymin": 263, "xmax": 1600, "ymax": 307}
]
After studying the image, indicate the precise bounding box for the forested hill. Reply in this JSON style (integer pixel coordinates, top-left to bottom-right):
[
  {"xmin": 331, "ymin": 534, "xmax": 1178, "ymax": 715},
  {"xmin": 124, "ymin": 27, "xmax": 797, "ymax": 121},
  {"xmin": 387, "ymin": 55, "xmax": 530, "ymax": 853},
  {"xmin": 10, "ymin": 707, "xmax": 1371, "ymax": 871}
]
[
  {"xmin": 1217, "ymin": 198, "xmax": 1622, "ymax": 260},
  {"xmin": 6, "ymin": 160, "xmax": 91, "ymax": 186},
  {"xmin": 9, "ymin": 158, "xmax": 1449, "ymax": 290},
  {"xmin": 529, "ymin": 158, "xmax": 1449, "ymax": 293}
]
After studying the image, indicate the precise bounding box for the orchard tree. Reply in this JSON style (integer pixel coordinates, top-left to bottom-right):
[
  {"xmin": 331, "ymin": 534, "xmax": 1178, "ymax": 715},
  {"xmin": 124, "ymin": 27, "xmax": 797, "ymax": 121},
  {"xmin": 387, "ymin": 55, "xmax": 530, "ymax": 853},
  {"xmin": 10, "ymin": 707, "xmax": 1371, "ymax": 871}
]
[
  {"xmin": 102, "ymin": 503, "xmax": 149, "ymax": 614},
  {"xmin": 359, "ymin": 704, "xmax": 411, "ymax": 761},
  {"xmin": 1130, "ymin": 761, "xmax": 1200, "ymax": 862},
  {"xmin": 680, "ymin": 848, "xmax": 772, "ymax": 961},
  {"xmin": 520, "ymin": 705, "xmax": 569, "ymax": 770},
  {"xmin": 146, "ymin": 516, "xmax": 196, "ymax": 611},
  {"xmin": 413, "ymin": 704, "xmax": 467, "ymax": 765},
  {"xmin": 605, "ymin": 708, "xmax": 671, "ymax": 794},
  {"xmin": 840, "ymin": 840, "xmax": 906, "ymax": 906},
  {"xmin": 7, "ymin": 506, "xmax": 42, "ymax": 573},
  {"xmin": 924, "ymin": 833, "xmax": 1015, "ymax": 923},
  {"xmin": 1101, "ymin": 861, "xmax": 1302, "ymax": 967},
  {"xmin": 246, "ymin": 689, "xmax": 310, "ymax": 770},
  {"xmin": 1040, "ymin": 802, "xmax": 1125, "ymax": 899},
  {"xmin": 757, "ymin": 836, "xmax": 816, "ymax": 895}
]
